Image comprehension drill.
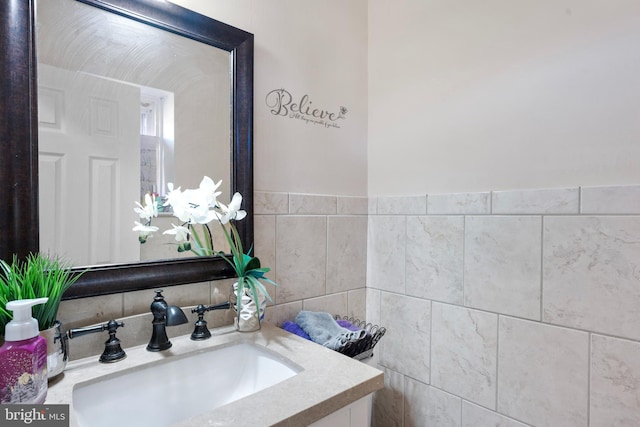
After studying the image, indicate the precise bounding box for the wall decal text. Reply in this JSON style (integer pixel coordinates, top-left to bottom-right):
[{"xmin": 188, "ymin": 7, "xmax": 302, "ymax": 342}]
[{"xmin": 265, "ymin": 88, "xmax": 347, "ymax": 129}]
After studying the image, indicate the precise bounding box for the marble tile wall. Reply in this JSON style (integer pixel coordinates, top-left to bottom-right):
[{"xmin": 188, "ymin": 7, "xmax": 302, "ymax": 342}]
[
  {"xmin": 368, "ymin": 184, "xmax": 640, "ymax": 427},
  {"xmin": 56, "ymin": 184, "xmax": 640, "ymax": 427},
  {"xmin": 255, "ymin": 191, "xmax": 368, "ymax": 325},
  {"xmin": 58, "ymin": 191, "xmax": 369, "ymax": 361}
]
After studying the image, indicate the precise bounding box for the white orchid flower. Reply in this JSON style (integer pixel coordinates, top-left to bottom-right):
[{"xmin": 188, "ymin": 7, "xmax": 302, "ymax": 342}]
[
  {"xmin": 164, "ymin": 183, "xmax": 187, "ymax": 217},
  {"xmin": 198, "ymin": 176, "xmax": 223, "ymax": 206},
  {"xmin": 134, "ymin": 193, "xmax": 158, "ymax": 221},
  {"xmin": 217, "ymin": 192, "xmax": 247, "ymax": 224},
  {"xmin": 132, "ymin": 221, "xmax": 159, "ymax": 243},
  {"xmin": 164, "ymin": 179, "xmax": 220, "ymax": 225},
  {"xmin": 163, "ymin": 224, "xmax": 190, "ymax": 243},
  {"xmin": 184, "ymin": 176, "xmax": 222, "ymax": 223}
]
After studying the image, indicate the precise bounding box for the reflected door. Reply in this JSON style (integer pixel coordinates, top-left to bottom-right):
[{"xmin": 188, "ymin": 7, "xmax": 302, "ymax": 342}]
[{"xmin": 38, "ymin": 64, "xmax": 140, "ymax": 266}]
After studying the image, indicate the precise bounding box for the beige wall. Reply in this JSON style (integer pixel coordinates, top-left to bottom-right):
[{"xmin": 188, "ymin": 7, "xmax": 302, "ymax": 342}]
[
  {"xmin": 172, "ymin": 0, "xmax": 369, "ymax": 196},
  {"xmin": 369, "ymin": 0, "xmax": 640, "ymax": 195}
]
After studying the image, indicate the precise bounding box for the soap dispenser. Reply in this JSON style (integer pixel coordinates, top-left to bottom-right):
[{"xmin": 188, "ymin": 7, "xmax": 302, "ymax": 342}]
[{"xmin": 0, "ymin": 297, "xmax": 49, "ymax": 404}]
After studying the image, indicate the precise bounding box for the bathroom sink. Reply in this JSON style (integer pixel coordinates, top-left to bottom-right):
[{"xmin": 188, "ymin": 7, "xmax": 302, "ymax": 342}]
[{"xmin": 72, "ymin": 342, "xmax": 301, "ymax": 427}]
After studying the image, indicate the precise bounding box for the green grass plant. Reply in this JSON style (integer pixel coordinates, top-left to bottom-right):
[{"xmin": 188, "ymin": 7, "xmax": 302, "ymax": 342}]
[{"xmin": 0, "ymin": 253, "xmax": 84, "ymax": 335}]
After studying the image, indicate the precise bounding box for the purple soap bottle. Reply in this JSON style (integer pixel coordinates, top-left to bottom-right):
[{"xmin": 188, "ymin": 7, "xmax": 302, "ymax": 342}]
[{"xmin": 0, "ymin": 298, "xmax": 49, "ymax": 404}]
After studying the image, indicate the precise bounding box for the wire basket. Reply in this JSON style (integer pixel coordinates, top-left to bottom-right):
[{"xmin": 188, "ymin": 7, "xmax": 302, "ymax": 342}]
[{"xmin": 333, "ymin": 315, "xmax": 386, "ymax": 360}]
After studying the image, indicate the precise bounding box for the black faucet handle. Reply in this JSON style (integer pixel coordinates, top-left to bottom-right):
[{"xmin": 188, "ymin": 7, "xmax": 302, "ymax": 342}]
[
  {"xmin": 68, "ymin": 319, "xmax": 124, "ymax": 339},
  {"xmin": 189, "ymin": 301, "xmax": 231, "ymax": 341},
  {"xmin": 68, "ymin": 320, "xmax": 126, "ymax": 363},
  {"xmin": 191, "ymin": 301, "xmax": 231, "ymax": 315}
]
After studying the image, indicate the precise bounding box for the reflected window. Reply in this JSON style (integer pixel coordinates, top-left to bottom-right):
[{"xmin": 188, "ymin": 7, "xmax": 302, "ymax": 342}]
[{"xmin": 140, "ymin": 87, "xmax": 175, "ymax": 201}]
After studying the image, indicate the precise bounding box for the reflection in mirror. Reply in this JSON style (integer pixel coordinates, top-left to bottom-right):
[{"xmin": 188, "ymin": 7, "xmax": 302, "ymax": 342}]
[
  {"xmin": 36, "ymin": 0, "xmax": 231, "ymax": 267},
  {"xmin": 0, "ymin": 0, "xmax": 254, "ymax": 298}
]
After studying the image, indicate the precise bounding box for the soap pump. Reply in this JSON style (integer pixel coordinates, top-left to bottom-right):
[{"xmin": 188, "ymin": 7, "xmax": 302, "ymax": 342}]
[{"xmin": 0, "ymin": 297, "xmax": 49, "ymax": 404}]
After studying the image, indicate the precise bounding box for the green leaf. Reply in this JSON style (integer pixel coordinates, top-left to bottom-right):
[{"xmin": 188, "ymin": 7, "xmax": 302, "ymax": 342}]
[
  {"xmin": 0, "ymin": 253, "xmax": 86, "ymax": 333},
  {"xmin": 245, "ymin": 256, "xmax": 261, "ymax": 272}
]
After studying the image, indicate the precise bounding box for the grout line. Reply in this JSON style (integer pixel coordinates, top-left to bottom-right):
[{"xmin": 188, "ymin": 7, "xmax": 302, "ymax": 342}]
[
  {"xmin": 462, "ymin": 215, "xmax": 467, "ymax": 307},
  {"xmin": 428, "ymin": 299, "xmax": 433, "ymax": 386},
  {"xmin": 495, "ymin": 314, "xmax": 500, "ymax": 412},
  {"xmin": 324, "ymin": 214, "xmax": 329, "ymax": 296},
  {"xmin": 587, "ymin": 332, "xmax": 592, "ymax": 426},
  {"xmin": 540, "ymin": 216, "xmax": 545, "ymax": 322},
  {"xmin": 578, "ymin": 186, "xmax": 583, "ymax": 214},
  {"xmin": 489, "ymin": 191, "xmax": 494, "ymax": 214}
]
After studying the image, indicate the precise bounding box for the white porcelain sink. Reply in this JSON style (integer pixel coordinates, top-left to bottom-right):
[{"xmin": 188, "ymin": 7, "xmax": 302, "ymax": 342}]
[{"xmin": 72, "ymin": 342, "xmax": 301, "ymax": 427}]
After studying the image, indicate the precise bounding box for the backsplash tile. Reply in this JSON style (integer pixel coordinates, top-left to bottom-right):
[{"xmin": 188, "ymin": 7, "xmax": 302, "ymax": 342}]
[
  {"xmin": 327, "ymin": 216, "xmax": 367, "ymax": 293},
  {"xmin": 347, "ymin": 288, "xmax": 366, "ymax": 320},
  {"xmin": 497, "ymin": 317, "xmax": 589, "ymax": 427},
  {"xmin": 543, "ymin": 216, "xmax": 640, "ymax": 340},
  {"xmin": 275, "ymin": 215, "xmax": 327, "ymax": 303},
  {"xmin": 337, "ymin": 195, "xmax": 368, "ymax": 214},
  {"xmin": 404, "ymin": 379, "xmax": 461, "ymax": 427},
  {"xmin": 373, "ymin": 367, "xmax": 405, "ymax": 427},
  {"xmin": 368, "ymin": 197, "xmax": 378, "ymax": 215},
  {"xmin": 377, "ymin": 195, "xmax": 427, "ymax": 215},
  {"xmin": 302, "ymin": 292, "xmax": 348, "ymax": 315},
  {"xmin": 264, "ymin": 300, "xmax": 302, "ymax": 327},
  {"xmin": 464, "ymin": 216, "xmax": 542, "ymax": 320},
  {"xmin": 492, "ymin": 187, "xmax": 579, "ymax": 214},
  {"xmin": 427, "ymin": 191, "xmax": 491, "ymax": 215},
  {"xmin": 581, "ymin": 184, "xmax": 640, "ymax": 214},
  {"xmin": 406, "ymin": 216, "xmax": 464, "ymax": 304},
  {"xmin": 289, "ymin": 193, "xmax": 337, "ymax": 214},
  {"xmin": 367, "ymin": 216, "xmax": 407, "ymax": 293},
  {"xmin": 254, "ymin": 214, "xmax": 277, "ymax": 299},
  {"xmin": 462, "ymin": 401, "xmax": 530, "ymax": 427},
  {"xmin": 254, "ymin": 191, "xmax": 289, "ymax": 214},
  {"xmin": 431, "ymin": 303, "xmax": 498, "ymax": 409},
  {"xmin": 58, "ymin": 293, "xmax": 124, "ymax": 330},
  {"xmin": 590, "ymin": 334, "xmax": 640, "ymax": 426},
  {"xmin": 380, "ymin": 292, "xmax": 431, "ymax": 383}
]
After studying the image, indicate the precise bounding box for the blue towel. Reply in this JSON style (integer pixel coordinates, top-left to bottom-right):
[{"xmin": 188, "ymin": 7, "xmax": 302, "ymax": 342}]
[
  {"xmin": 295, "ymin": 311, "xmax": 366, "ymax": 351},
  {"xmin": 282, "ymin": 320, "xmax": 312, "ymax": 340}
]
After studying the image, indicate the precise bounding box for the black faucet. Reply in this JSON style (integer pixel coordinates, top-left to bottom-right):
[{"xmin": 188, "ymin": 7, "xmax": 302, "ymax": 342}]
[
  {"xmin": 147, "ymin": 290, "xmax": 188, "ymax": 352},
  {"xmin": 190, "ymin": 301, "xmax": 231, "ymax": 340}
]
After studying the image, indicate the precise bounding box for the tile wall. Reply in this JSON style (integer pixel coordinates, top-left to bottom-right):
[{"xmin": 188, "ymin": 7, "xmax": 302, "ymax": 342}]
[
  {"xmin": 255, "ymin": 191, "xmax": 369, "ymax": 324},
  {"xmin": 367, "ymin": 185, "xmax": 640, "ymax": 427},
  {"xmin": 56, "ymin": 184, "xmax": 640, "ymax": 427}
]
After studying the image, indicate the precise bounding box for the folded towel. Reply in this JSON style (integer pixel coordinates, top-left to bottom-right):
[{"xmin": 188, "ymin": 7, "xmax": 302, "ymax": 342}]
[
  {"xmin": 282, "ymin": 320, "xmax": 312, "ymax": 340},
  {"xmin": 337, "ymin": 319, "xmax": 364, "ymax": 333},
  {"xmin": 295, "ymin": 311, "xmax": 366, "ymax": 351}
]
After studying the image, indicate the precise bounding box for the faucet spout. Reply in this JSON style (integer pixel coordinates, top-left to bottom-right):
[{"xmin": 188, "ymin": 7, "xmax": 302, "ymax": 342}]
[{"xmin": 147, "ymin": 290, "xmax": 188, "ymax": 352}]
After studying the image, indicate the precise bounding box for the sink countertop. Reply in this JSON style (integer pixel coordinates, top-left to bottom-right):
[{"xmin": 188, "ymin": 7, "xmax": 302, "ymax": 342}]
[{"xmin": 47, "ymin": 323, "xmax": 384, "ymax": 427}]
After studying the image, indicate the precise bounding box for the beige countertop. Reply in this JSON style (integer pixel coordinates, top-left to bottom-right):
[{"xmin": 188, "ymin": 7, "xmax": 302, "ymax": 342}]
[{"xmin": 47, "ymin": 323, "xmax": 384, "ymax": 426}]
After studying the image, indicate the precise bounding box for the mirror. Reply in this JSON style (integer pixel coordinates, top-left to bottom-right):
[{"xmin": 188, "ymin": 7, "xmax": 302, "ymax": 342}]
[
  {"xmin": 37, "ymin": 0, "xmax": 232, "ymax": 267},
  {"xmin": 0, "ymin": 0, "xmax": 254, "ymax": 298}
]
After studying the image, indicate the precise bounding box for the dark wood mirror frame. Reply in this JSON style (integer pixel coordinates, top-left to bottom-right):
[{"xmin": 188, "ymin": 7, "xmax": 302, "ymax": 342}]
[{"xmin": 0, "ymin": 0, "xmax": 253, "ymax": 299}]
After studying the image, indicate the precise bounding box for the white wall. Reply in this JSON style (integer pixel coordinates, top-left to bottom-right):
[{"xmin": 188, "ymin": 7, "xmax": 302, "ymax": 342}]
[
  {"xmin": 369, "ymin": 0, "xmax": 640, "ymax": 195},
  {"xmin": 171, "ymin": 0, "xmax": 369, "ymax": 196}
]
